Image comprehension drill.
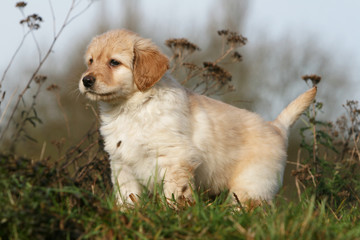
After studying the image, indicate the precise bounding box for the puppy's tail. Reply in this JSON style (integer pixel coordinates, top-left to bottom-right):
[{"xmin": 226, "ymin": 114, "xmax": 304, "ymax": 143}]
[{"xmin": 272, "ymin": 87, "xmax": 317, "ymax": 135}]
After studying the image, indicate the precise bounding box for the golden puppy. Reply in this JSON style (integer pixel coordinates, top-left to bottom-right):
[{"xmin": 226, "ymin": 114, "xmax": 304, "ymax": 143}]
[{"xmin": 79, "ymin": 29, "xmax": 316, "ymax": 206}]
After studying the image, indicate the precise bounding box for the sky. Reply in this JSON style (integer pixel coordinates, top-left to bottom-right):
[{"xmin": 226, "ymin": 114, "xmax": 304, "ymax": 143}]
[
  {"xmin": 250, "ymin": 1, "xmax": 360, "ymax": 72},
  {"xmin": 1, "ymin": 1, "xmax": 360, "ymax": 64},
  {"xmin": 0, "ymin": 0, "xmax": 359, "ymax": 113}
]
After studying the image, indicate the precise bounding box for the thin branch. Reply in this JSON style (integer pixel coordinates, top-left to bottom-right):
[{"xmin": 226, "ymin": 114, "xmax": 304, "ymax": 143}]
[
  {"xmin": 0, "ymin": 86, "xmax": 19, "ymax": 126},
  {"xmin": 61, "ymin": 141, "xmax": 97, "ymax": 170},
  {"xmin": 295, "ymin": 148, "xmax": 303, "ymax": 201},
  {"xmin": 12, "ymin": 79, "xmax": 45, "ymax": 144},
  {"xmin": 30, "ymin": 29, "xmax": 42, "ymax": 63},
  {"xmin": 214, "ymin": 46, "xmax": 234, "ymax": 64},
  {"xmin": 57, "ymin": 124, "xmax": 97, "ymax": 164},
  {"xmin": 48, "ymin": 0, "xmax": 57, "ymax": 37},
  {"xmin": 0, "ymin": 31, "xmax": 31, "ymax": 86},
  {"xmin": 53, "ymin": 90, "xmax": 71, "ymax": 137},
  {"xmin": 65, "ymin": 0, "xmax": 94, "ymax": 27},
  {"xmin": 311, "ymin": 102, "xmax": 318, "ymax": 177}
]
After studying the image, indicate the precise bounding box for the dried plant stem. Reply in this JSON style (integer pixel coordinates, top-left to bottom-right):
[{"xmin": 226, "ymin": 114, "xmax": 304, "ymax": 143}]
[
  {"xmin": 0, "ymin": 0, "xmax": 93, "ymax": 142},
  {"xmin": 295, "ymin": 149, "xmax": 303, "ymax": 201},
  {"xmin": 348, "ymin": 106, "xmax": 360, "ymax": 160},
  {"xmin": 39, "ymin": 141, "xmax": 47, "ymax": 161},
  {"xmin": 86, "ymin": 103, "xmax": 101, "ymax": 124},
  {"xmin": 1, "ymin": 64, "xmax": 44, "ymax": 142},
  {"xmin": 170, "ymin": 51, "xmax": 185, "ymax": 73},
  {"xmin": 53, "ymin": 91, "xmax": 71, "ymax": 137},
  {"xmin": 214, "ymin": 46, "xmax": 234, "ymax": 65},
  {"xmin": 31, "ymin": 29, "xmax": 42, "ymax": 63},
  {"xmin": 181, "ymin": 71, "xmax": 197, "ymax": 85},
  {"xmin": 354, "ymin": 134, "xmax": 360, "ymax": 160},
  {"xmin": 12, "ymin": 79, "xmax": 45, "ymax": 144},
  {"xmin": 62, "ymin": 141, "xmax": 97, "ymax": 170},
  {"xmin": 339, "ymin": 135, "xmax": 351, "ymax": 162},
  {"xmin": 0, "ymin": 86, "xmax": 19, "ymax": 126},
  {"xmin": 308, "ymin": 166, "xmax": 317, "ymax": 187},
  {"xmin": 48, "ymin": 0, "xmax": 57, "ymax": 38},
  {"xmin": 18, "ymin": 5, "xmax": 42, "ymax": 64},
  {"xmin": 311, "ymin": 103, "xmax": 318, "ymax": 176},
  {"xmin": 0, "ymin": 31, "xmax": 31, "ymax": 86},
  {"xmin": 58, "ymin": 125, "xmax": 98, "ymax": 167}
]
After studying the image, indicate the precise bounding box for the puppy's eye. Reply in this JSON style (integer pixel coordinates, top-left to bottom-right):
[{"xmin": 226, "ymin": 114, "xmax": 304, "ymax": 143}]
[
  {"xmin": 110, "ymin": 59, "xmax": 121, "ymax": 67},
  {"xmin": 89, "ymin": 58, "xmax": 93, "ymax": 65}
]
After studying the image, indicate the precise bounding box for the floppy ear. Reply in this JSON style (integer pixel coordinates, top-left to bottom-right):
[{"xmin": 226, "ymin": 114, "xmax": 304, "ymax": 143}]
[{"xmin": 133, "ymin": 39, "xmax": 169, "ymax": 91}]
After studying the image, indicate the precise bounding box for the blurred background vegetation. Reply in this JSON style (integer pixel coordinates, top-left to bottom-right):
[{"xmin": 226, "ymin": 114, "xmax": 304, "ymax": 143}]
[{"xmin": 0, "ymin": 0, "xmax": 358, "ymax": 199}]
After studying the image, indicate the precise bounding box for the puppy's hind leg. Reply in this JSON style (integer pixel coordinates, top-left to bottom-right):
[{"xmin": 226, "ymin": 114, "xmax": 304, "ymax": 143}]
[{"xmin": 228, "ymin": 150, "xmax": 286, "ymax": 209}]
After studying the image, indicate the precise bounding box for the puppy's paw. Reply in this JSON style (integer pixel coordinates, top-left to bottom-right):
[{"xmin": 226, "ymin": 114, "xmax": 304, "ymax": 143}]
[
  {"xmin": 232, "ymin": 192, "xmax": 263, "ymax": 212},
  {"xmin": 164, "ymin": 182, "xmax": 194, "ymax": 207}
]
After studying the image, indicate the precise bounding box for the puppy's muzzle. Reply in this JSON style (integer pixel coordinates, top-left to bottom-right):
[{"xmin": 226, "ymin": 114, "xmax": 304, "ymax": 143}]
[{"xmin": 82, "ymin": 75, "xmax": 96, "ymax": 88}]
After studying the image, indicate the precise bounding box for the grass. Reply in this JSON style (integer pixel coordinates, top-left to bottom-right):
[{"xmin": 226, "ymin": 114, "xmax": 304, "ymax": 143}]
[{"xmin": 1, "ymin": 154, "xmax": 359, "ymax": 240}]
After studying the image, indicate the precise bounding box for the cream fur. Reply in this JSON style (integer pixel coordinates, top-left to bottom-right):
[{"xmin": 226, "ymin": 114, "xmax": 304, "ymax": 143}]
[{"xmin": 79, "ymin": 29, "xmax": 317, "ymax": 206}]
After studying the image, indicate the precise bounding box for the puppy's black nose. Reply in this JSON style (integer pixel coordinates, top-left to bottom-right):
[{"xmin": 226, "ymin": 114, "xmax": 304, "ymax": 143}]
[{"xmin": 82, "ymin": 75, "xmax": 96, "ymax": 88}]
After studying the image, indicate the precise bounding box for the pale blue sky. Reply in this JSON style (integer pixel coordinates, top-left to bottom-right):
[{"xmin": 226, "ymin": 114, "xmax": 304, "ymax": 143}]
[{"xmin": 1, "ymin": 1, "xmax": 359, "ymax": 64}]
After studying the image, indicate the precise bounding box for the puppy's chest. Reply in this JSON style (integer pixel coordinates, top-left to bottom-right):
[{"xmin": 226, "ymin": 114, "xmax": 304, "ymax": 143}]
[{"xmin": 100, "ymin": 111, "xmax": 158, "ymax": 165}]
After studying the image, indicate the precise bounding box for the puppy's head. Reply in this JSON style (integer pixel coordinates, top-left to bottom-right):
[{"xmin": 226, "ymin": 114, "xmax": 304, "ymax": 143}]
[{"xmin": 79, "ymin": 29, "xmax": 169, "ymax": 102}]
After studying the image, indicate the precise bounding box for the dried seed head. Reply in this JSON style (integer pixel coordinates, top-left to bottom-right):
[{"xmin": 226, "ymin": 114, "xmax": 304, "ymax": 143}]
[
  {"xmin": 19, "ymin": 13, "xmax": 43, "ymax": 30},
  {"xmin": 30, "ymin": 14, "xmax": 43, "ymax": 22},
  {"xmin": 165, "ymin": 38, "xmax": 200, "ymax": 53},
  {"xmin": 46, "ymin": 84, "xmax": 60, "ymax": 91},
  {"xmin": 51, "ymin": 138, "xmax": 66, "ymax": 149},
  {"xmin": 203, "ymin": 62, "xmax": 232, "ymax": 84},
  {"xmin": 16, "ymin": 2, "xmax": 27, "ymax": 8},
  {"xmin": 302, "ymin": 74, "xmax": 321, "ymax": 86},
  {"xmin": 182, "ymin": 62, "xmax": 200, "ymax": 71},
  {"xmin": 231, "ymin": 51, "xmax": 243, "ymax": 62},
  {"xmin": 34, "ymin": 75, "xmax": 47, "ymax": 84},
  {"xmin": 346, "ymin": 100, "xmax": 358, "ymax": 107},
  {"xmin": 217, "ymin": 29, "xmax": 230, "ymax": 36},
  {"xmin": 228, "ymin": 84, "xmax": 235, "ymax": 91},
  {"xmin": 226, "ymin": 32, "xmax": 247, "ymax": 46}
]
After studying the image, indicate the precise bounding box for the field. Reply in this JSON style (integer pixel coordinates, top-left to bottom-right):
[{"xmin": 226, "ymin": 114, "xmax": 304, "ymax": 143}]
[{"xmin": 1, "ymin": 1, "xmax": 360, "ymax": 239}]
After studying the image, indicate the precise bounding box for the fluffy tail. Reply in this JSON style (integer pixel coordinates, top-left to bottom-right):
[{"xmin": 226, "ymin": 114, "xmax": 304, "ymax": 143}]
[{"xmin": 272, "ymin": 87, "xmax": 317, "ymax": 134}]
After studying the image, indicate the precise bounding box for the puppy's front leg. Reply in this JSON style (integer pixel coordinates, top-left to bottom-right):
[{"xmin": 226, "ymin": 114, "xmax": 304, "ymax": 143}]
[
  {"xmin": 111, "ymin": 164, "xmax": 141, "ymax": 205},
  {"xmin": 161, "ymin": 164, "xmax": 194, "ymax": 203}
]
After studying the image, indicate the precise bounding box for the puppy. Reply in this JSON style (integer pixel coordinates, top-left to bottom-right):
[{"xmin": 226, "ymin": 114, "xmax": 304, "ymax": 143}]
[{"xmin": 79, "ymin": 29, "xmax": 317, "ymax": 206}]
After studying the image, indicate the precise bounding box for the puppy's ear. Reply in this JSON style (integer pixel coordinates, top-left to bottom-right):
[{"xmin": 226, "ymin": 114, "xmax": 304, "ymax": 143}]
[{"xmin": 133, "ymin": 39, "xmax": 169, "ymax": 91}]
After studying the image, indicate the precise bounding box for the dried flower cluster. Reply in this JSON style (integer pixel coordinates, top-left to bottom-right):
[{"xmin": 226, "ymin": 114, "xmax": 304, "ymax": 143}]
[
  {"xmin": 46, "ymin": 84, "xmax": 60, "ymax": 91},
  {"xmin": 218, "ymin": 29, "xmax": 248, "ymax": 47},
  {"xmin": 182, "ymin": 62, "xmax": 201, "ymax": 71},
  {"xmin": 164, "ymin": 30, "xmax": 246, "ymax": 96},
  {"xmin": 217, "ymin": 30, "xmax": 230, "ymax": 36},
  {"xmin": 302, "ymin": 74, "xmax": 321, "ymax": 86},
  {"xmin": 334, "ymin": 100, "xmax": 360, "ymax": 146},
  {"xmin": 346, "ymin": 100, "xmax": 360, "ymax": 116},
  {"xmin": 203, "ymin": 62, "xmax": 232, "ymax": 84},
  {"xmin": 20, "ymin": 13, "xmax": 43, "ymax": 30},
  {"xmin": 15, "ymin": 1, "xmax": 27, "ymax": 8},
  {"xmin": 165, "ymin": 38, "xmax": 200, "ymax": 53},
  {"xmin": 231, "ymin": 51, "xmax": 243, "ymax": 62},
  {"xmin": 34, "ymin": 75, "xmax": 47, "ymax": 84},
  {"xmin": 291, "ymin": 163, "xmax": 320, "ymax": 182}
]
